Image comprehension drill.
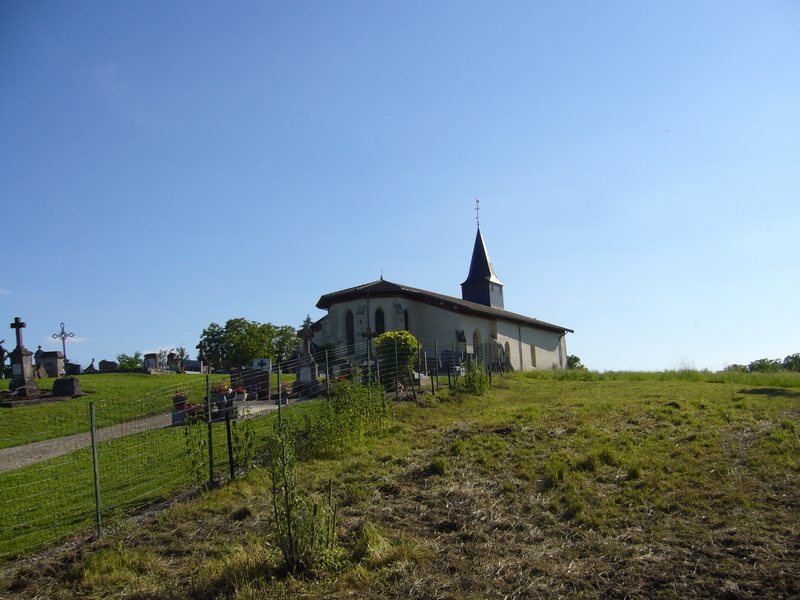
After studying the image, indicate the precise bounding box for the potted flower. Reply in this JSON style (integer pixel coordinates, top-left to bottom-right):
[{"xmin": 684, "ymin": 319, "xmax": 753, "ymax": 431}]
[
  {"xmin": 173, "ymin": 392, "xmax": 188, "ymax": 409},
  {"xmin": 233, "ymin": 387, "xmax": 248, "ymax": 401},
  {"xmin": 185, "ymin": 403, "xmax": 207, "ymax": 424}
]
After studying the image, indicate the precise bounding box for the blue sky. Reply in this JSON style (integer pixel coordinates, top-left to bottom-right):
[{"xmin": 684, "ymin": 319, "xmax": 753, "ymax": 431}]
[{"xmin": 1, "ymin": 1, "xmax": 798, "ymax": 372}]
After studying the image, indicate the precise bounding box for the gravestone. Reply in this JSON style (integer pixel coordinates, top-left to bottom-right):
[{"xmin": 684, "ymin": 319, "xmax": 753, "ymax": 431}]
[
  {"xmin": 253, "ymin": 358, "xmax": 272, "ymax": 371},
  {"xmin": 8, "ymin": 317, "xmax": 39, "ymax": 398},
  {"xmin": 0, "ymin": 340, "xmax": 7, "ymax": 379},
  {"xmin": 82, "ymin": 359, "xmax": 98, "ymax": 374},
  {"xmin": 34, "ymin": 346, "xmax": 65, "ymax": 377},
  {"xmin": 53, "ymin": 376, "xmax": 83, "ymax": 397},
  {"xmin": 167, "ymin": 352, "xmax": 185, "ymax": 373},
  {"xmin": 230, "ymin": 367, "xmax": 271, "ymax": 399},
  {"xmin": 99, "ymin": 359, "xmax": 118, "ymax": 373},
  {"xmin": 143, "ymin": 353, "xmax": 158, "ymax": 370},
  {"xmin": 293, "ymin": 316, "xmax": 321, "ymax": 396},
  {"xmin": 66, "ymin": 362, "xmax": 82, "ymax": 376},
  {"xmin": 184, "ymin": 359, "xmax": 204, "ymax": 373}
]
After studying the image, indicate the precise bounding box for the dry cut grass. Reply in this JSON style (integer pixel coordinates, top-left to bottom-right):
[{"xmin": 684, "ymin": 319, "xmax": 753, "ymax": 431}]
[{"xmin": 1, "ymin": 374, "xmax": 799, "ymax": 599}]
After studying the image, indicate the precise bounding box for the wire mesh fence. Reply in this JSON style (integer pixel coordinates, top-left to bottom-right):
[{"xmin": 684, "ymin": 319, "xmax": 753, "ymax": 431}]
[{"xmin": 0, "ymin": 337, "xmax": 508, "ymax": 562}]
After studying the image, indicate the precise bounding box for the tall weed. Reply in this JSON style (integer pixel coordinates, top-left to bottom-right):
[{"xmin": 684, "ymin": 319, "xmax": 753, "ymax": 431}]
[{"xmin": 264, "ymin": 423, "xmax": 338, "ymax": 573}]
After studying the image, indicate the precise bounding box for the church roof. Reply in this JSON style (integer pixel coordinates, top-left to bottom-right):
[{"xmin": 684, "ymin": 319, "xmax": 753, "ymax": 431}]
[
  {"xmin": 462, "ymin": 227, "xmax": 503, "ymax": 286},
  {"xmin": 316, "ymin": 278, "xmax": 573, "ymax": 334}
]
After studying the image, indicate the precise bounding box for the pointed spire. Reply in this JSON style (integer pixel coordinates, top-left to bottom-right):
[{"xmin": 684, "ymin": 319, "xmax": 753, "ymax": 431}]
[{"xmin": 461, "ymin": 216, "xmax": 504, "ymax": 309}]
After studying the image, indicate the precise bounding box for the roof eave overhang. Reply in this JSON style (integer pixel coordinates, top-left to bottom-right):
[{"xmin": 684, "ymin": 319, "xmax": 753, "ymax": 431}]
[{"xmin": 316, "ymin": 284, "xmax": 573, "ymax": 335}]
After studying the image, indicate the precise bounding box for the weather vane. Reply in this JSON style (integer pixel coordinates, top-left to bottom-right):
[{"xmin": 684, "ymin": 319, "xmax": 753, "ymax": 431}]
[
  {"xmin": 52, "ymin": 322, "xmax": 74, "ymax": 364},
  {"xmin": 475, "ymin": 198, "xmax": 480, "ymax": 227}
]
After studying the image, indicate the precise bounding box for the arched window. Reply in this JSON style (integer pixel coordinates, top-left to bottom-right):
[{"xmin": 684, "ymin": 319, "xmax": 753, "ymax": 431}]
[
  {"xmin": 375, "ymin": 308, "xmax": 385, "ymax": 335},
  {"xmin": 473, "ymin": 329, "xmax": 482, "ymax": 364},
  {"xmin": 346, "ymin": 310, "xmax": 355, "ymax": 355}
]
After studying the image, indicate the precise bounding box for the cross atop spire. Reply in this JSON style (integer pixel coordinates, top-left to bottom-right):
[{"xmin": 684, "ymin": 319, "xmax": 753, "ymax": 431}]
[{"xmin": 474, "ymin": 198, "xmax": 480, "ymax": 227}]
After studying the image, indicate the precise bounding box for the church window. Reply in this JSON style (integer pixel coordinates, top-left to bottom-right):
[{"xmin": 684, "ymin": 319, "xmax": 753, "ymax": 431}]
[
  {"xmin": 473, "ymin": 329, "xmax": 482, "ymax": 364},
  {"xmin": 404, "ymin": 309, "xmax": 409, "ymax": 331},
  {"xmin": 346, "ymin": 310, "xmax": 355, "ymax": 355},
  {"xmin": 530, "ymin": 345, "xmax": 537, "ymax": 368},
  {"xmin": 375, "ymin": 308, "xmax": 385, "ymax": 335}
]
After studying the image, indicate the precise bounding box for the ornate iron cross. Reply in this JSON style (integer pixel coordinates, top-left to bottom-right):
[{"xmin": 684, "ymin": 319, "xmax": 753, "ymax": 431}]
[{"xmin": 52, "ymin": 322, "xmax": 74, "ymax": 363}]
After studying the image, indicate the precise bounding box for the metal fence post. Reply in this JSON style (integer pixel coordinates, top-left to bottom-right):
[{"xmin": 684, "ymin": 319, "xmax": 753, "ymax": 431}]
[
  {"xmin": 434, "ymin": 340, "xmax": 439, "ymax": 393},
  {"xmin": 225, "ymin": 411, "xmax": 235, "ymax": 481},
  {"xmin": 448, "ymin": 341, "xmax": 454, "ymax": 390},
  {"xmin": 394, "ymin": 336, "xmax": 399, "ymax": 397},
  {"xmin": 89, "ymin": 402, "xmax": 103, "ymax": 537},
  {"xmin": 206, "ymin": 376, "xmax": 214, "ymax": 487},
  {"xmin": 325, "ymin": 349, "xmax": 330, "ymax": 395},
  {"xmin": 277, "ymin": 364, "xmax": 282, "ymax": 424}
]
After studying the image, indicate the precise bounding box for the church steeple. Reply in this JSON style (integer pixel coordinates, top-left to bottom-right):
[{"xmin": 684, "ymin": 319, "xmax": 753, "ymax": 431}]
[{"xmin": 461, "ymin": 204, "xmax": 504, "ymax": 309}]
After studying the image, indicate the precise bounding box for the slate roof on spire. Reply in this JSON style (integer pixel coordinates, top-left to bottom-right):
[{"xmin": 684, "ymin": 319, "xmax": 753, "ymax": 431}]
[{"xmin": 462, "ymin": 227, "xmax": 502, "ymax": 286}]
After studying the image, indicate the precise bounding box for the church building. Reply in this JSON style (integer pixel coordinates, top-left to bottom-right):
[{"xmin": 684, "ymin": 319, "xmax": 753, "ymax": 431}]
[{"xmin": 311, "ymin": 225, "xmax": 573, "ymax": 371}]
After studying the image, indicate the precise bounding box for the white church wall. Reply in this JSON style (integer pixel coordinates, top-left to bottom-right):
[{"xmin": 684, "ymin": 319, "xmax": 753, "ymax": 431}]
[
  {"xmin": 404, "ymin": 300, "xmax": 462, "ymax": 341},
  {"xmin": 497, "ymin": 321, "xmax": 532, "ymax": 371},
  {"xmin": 316, "ymin": 295, "xmax": 568, "ymax": 371},
  {"xmin": 521, "ymin": 327, "xmax": 565, "ymax": 369}
]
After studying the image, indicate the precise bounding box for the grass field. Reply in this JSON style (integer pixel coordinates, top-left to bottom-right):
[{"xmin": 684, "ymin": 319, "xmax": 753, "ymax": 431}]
[
  {"xmin": 2, "ymin": 371, "xmax": 798, "ymax": 599},
  {"xmin": 0, "ymin": 399, "xmax": 317, "ymax": 562},
  {"xmin": 0, "ymin": 372, "xmax": 302, "ymax": 449}
]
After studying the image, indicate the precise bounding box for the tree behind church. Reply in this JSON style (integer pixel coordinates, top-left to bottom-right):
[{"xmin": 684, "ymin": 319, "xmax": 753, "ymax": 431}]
[{"xmin": 199, "ymin": 318, "xmax": 300, "ymax": 370}]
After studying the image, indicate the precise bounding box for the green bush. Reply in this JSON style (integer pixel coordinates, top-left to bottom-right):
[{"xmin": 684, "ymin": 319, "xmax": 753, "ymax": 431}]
[
  {"xmin": 460, "ymin": 360, "xmax": 491, "ymax": 395},
  {"xmin": 375, "ymin": 330, "xmax": 422, "ymax": 388},
  {"xmin": 299, "ymin": 376, "xmax": 387, "ymax": 459}
]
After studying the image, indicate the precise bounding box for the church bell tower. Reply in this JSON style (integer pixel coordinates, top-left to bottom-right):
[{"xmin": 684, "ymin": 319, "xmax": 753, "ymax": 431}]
[{"xmin": 461, "ymin": 201, "xmax": 504, "ymax": 309}]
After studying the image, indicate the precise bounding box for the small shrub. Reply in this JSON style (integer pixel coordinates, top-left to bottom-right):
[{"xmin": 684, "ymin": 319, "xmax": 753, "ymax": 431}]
[
  {"xmin": 461, "ymin": 360, "xmax": 491, "ymax": 395},
  {"xmin": 183, "ymin": 421, "xmax": 208, "ymax": 487},
  {"xmin": 597, "ymin": 447, "xmax": 619, "ymax": 467},
  {"xmin": 264, "ymin": 424, "xmax": 338, "ymax": 573},
  {"xmin": 428, "ymin": 456, "xmax": 448, "ymax": 476},
  {"xmin": 449, "ymin": 438, "xmax": 468, "ymax": 456},
  {"xmin": 542, "ymin": 460, "xmax": 566, "ymax": 490}
]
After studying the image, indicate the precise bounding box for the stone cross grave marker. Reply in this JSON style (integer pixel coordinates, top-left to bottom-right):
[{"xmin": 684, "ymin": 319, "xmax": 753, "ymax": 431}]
[{"xmin": 9, "ymin": 317, "xmax": 39, "ymax": 397}]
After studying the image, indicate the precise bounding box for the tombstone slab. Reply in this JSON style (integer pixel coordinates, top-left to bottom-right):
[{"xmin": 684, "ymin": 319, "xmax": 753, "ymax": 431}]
[{"xmin": 53, "ymin": 377, "xmax": 83, "ymax": 397}]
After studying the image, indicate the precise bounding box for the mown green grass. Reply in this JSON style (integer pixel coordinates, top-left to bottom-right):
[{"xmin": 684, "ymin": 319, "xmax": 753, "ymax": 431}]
[
  {"xmin": 0, "ymin": 373, "xmax": 301, "ymax": 449},
  {"xmin": 0, "ymin": 374, "xmax": 230, "ymax": 449},
  {"xmin": 0, "ymin": 400, "xmax": 318, "ymax": 562}
]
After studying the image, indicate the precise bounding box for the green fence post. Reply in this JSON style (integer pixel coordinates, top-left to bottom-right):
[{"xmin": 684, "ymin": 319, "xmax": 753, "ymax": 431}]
[
  {"xmin": 325, "ymin": 349, "xmax": 330, "ymax": 395},
  {"xmin": 206, "ymin": 376, "xmax": 214, "ymax": 487},
  {"xmin": 394, "ymin": 336, "xmax": 399, "ymax": 397},
  {"xmin": 434, "ymin": 340, "xmax": 439, "ymax": 393},
  {"xmin": 89, "ymin": 402, "xmax": 103, "ymax": 537},
  {"xmin": 225, "ymin": 411, "xmax": 235, "ymax": 481},
  {"xmin": 277, "ymin": 364, "xmax": 282, "ymax": 424}
]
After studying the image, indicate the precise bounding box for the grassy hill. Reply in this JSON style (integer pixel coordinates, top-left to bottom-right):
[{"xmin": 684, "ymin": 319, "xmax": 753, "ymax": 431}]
[{"xmin": 2, "ymin": 371, "xmax": 798, "ymax": 599}]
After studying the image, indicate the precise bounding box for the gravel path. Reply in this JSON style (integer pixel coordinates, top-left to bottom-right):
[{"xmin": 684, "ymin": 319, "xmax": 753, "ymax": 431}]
[{"xmin": 0, "ymin": 402, "xmax": 280, "ymax": 474}]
